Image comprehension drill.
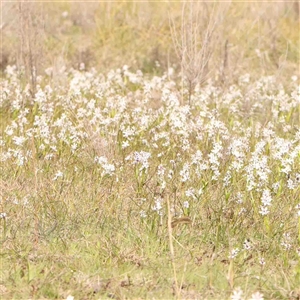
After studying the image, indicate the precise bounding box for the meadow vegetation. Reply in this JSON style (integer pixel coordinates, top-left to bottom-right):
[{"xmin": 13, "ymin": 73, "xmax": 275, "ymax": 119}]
[{"xmin": 0, "ymin": 1, "xmax": 300, "ymax": 299}]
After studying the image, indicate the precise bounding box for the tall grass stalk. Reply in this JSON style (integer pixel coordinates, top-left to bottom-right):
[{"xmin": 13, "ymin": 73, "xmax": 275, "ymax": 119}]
[
  {"xmin": 169, "ymin": 2, "xmax": 230, "ymax": 104},
  {"xmin": 18, "ymin": 2, "xmax": 44, "ymax": 98},
  {"xmin": 166, "ymin": 194, "xmax": 180, "ymax": 299}
]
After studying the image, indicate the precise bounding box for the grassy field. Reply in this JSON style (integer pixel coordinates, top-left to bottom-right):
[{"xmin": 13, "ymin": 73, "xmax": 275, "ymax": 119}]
[
  {"xmin": 1, "ymin": 1, "xmax": 300, "ymax": 300},
  {"xmin": 1, "ymin": 1, "xmax": 299, "ymax": 78}
]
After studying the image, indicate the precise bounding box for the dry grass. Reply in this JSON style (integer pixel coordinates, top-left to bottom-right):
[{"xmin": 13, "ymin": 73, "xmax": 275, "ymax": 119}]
[{"xmin": 1, "ymin": 1, "xmax": 299, "ymax": 81}]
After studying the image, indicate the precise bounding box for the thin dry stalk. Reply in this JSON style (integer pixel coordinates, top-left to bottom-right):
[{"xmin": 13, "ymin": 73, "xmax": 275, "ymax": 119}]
[
  {"xmin": 18, "ymin": 2, "xmax": 44, "ymax": 98},
  {"xmin": 220, "ymin": 39, "xmax": 228, "ymax": 85},
  {"xmin": 170, "ymin": 2, "xmax": 230, "ymax": 104},
  {"xmin": 166, "ymin": 195, "xmax": 180, "ymax": 299}
]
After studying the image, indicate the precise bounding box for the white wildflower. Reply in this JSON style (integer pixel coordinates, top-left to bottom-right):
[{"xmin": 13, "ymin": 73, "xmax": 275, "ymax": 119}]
[
  {"xmin": 153, "ymin": 197, "xmax": 163, "ymax": 214},
  {"xmin": 261, "ymin": 189, "xmax": 272, "ymax": 206},
  {"xmin": 180, "ymin": 163, "xmax": 190, "ymax": 183},
  {"xmin": 295, "ymin": 204, "xmax": 300, "ymax": 217},
  {"xmin": 228, "ymin": 248, "xmax": 239, "ymax": 259},
  {"xmin": 53, "ymin": 171, "xmax": 63, "ymax": 181},
  {"xmin": 183, "ymin": 201, "xmax": 189, "ymax": 209},
  {"xmin": 95, "ymin": 156, "xmax": 115, "ymax": 176},
  {"xmin": 133, "ymin": 151, "xmax": 151, "ymax": 171},
  {"xmin": 243, "ymin": 239, "xmax": 252, "ymax": 251},
  {"xmin": 249, "ymin": 291, "xmax": 264, "ymax": 300},
  {"xmin": 185, "ymin": 188, "xmax": 195, "ymax": 198},
  {"xmin": 122, "ymin": 140, "xmax": 130, "ymax": 149},
  {"xmin": 0, "ymin": 212, "xmax": 7, "ymax": 219},
  {"xmin": 259, "ymin": 257, "xmax": 265, "ymax": 266},
  {"xmin": 140, "ymin": 210, "xmax": 147, "ymax": 218},
  {"xmin": 230, "ymin": 286, "xmax": 243, "ymax": 300},
  {"xmin": 259, "ymin": 205, "xmax": 269, "ymax": 216},
  {"xmin": 12, "ymin": 136, "xmax": 26, "ymax": 146}
]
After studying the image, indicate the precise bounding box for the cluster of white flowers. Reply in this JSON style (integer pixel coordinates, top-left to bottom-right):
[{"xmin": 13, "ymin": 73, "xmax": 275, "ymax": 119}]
[
  {"xmin": 281, "ymin": 232, "xmax": 292, "ymax": 251},
  {"xmin": 246, "ymin": 142, "xmax": 271, "ymax": 191},
  {"xmin": 152, "ymin": 196, "xmax": 163, "ymax": 215},
  {"xmin": 1, "ymin": 66, "xmax": 299, "ymax": 279},
  {"xmin": 259, "ymin": 189, "xmax": 272, "ymax": 216},
  {"xmin": 94, "ymin": 156, "xmax": 115, "ymax": 177},
  {"xmin": 131, "ymin": 151, "xmax": 151, "ymax": 171},
  {"xmin": 180, "ymin": 163, "xmax": 190, "ymax": 183},
  {"xmin": 208, "ymin": 141, "xmax": 223, "ymax": 180}
]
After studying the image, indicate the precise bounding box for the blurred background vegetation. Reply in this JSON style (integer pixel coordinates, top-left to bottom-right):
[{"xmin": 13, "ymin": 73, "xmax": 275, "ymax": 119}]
[{"xmin": 1, "ymin": 1, "xmax": 299, "ymax": 84}]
